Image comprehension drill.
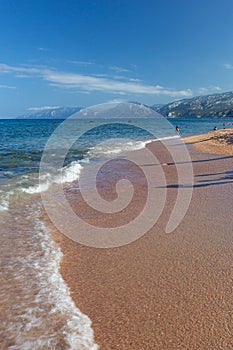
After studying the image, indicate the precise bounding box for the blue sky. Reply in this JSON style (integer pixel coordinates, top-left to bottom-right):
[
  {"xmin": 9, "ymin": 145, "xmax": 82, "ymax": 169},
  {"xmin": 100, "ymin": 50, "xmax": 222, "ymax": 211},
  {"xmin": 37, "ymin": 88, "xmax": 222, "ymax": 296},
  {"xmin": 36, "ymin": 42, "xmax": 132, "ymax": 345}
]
[{"xmin": 0, "ymin": 0, "xmax": 233, "ymax": 117}]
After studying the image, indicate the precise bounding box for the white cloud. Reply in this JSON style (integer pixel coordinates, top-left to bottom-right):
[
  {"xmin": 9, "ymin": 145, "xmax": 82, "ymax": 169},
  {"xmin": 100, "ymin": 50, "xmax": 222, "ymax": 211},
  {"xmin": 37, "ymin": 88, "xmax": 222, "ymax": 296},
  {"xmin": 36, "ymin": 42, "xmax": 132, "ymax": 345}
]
[
  {"xmin": 112, "ymin": 75, "xmax": 132, "ymax": 80},
  {"xmin": 212, "ymin": 86, "xmax": 222, "ymax": 91},
  {"xmin": 15, "ymin": 74, "xmax": 31, "ymax": 78},
  {"xmin": 37, "ymin": 47, "xmax": 51, "ymax": 52},
  {"xmin": 198, "ymin": 87, "xmax": 208, "ymax": 94},
  {"xmin": 27, "ymin": 106, "xmax": 60, "ymax": 111},
  {"xmin": 0, "ymin": 62, "xmax": 193, "ymax": 98},
  {"xmin": 224, "ymin": 63, "xmax": 233, "ymax": 69},
  {"xmin": 129, "ymin": 78, "xmax": 142, "ymax": 82},
  {"xmin": 198, "ymin": 86, "xmax": 222, "ymax": 94},
  {"xmin": 0, "ymin": 84, "xmax": 16, "ymax": 89},
  {"xmin": 69, "ymin": 60, "xmax": 95, "ymax": 66},
  {"xmin": 0, "ymin": 63, "xmax": 40, "ymax": 74},
  {"xmin": 109, "ymin": 65, "xmax": 131, "ymax": 73},
  {"xmin": 92, "ymin": 73, "xmax": 109, "ymax": 78},
  {"xmin": 45, "ymin": 70, "xmax": 192, "ymax": 97}
]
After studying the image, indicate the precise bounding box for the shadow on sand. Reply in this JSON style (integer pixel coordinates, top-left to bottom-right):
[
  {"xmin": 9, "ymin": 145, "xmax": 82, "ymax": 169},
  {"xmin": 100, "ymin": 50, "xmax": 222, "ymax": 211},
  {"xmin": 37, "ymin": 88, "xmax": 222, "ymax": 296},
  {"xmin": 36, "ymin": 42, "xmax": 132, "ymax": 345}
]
[{"xmin": 166, "ymin": 170, "xmax": 233, "ymax": 189}]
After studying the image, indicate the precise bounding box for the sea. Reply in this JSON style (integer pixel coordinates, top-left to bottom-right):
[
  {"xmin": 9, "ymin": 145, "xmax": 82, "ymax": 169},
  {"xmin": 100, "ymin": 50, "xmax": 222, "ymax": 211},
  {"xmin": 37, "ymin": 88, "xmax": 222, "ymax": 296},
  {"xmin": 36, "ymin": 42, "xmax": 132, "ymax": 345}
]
[{"xmin": 0, "ymin": 116, "xmax": 232, "ymax": 349}]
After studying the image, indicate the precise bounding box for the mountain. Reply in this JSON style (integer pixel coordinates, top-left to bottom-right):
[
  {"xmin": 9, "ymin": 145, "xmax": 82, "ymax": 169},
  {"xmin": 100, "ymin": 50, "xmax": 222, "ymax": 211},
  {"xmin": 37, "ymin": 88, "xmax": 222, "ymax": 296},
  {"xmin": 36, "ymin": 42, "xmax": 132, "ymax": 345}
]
[
  {"xmin": 151, "ymin": 103, "xmax": 164, "ymax": 111},
  {"xmin": 154, "ymin": 91, "xmax": 233, "ymax": 118},
  {"xmin": 73, "ymin": 101, "xmax": 156, "ymax": 118},
  {"xmin": 18, "ymin": 103, "xmax": 155, "ymax": 119},
  {"xmin": 18, "ymin": 106, "xmax": 83, "ymax": 119},
  {"xmin": 17, "ymin": 91, "xmax": 233, "ymax": 120}
]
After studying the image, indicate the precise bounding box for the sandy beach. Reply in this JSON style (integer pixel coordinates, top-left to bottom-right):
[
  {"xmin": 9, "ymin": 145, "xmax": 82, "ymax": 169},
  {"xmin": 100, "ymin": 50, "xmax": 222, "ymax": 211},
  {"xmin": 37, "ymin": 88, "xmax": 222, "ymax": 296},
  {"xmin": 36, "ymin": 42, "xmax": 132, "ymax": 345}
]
[
  {"xmin": 44, "ymin": 129, "xmax": 233, "ymax": 350},
  {"xmin": 183, "ymin": 128, "xmax": 233, "ymax": 156}
]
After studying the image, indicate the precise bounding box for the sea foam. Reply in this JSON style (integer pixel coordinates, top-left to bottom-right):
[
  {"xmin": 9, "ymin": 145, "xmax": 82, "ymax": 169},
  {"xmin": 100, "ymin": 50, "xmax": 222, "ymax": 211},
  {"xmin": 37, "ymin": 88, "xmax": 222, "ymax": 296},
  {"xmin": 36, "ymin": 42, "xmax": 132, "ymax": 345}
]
[
  {"xmin": 22, "ymin": 161, "xmax": 83, "ymax": 194},
  {"xmin": 2, "ymin": 203, "xmax": 99, "ymax": 349}
]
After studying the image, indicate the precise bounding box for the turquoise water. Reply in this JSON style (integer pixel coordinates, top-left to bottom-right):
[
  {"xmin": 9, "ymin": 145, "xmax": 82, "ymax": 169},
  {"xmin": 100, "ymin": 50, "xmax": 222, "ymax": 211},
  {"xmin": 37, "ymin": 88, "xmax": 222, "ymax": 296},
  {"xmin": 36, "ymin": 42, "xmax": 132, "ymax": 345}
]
[{"xmin": 0, "ymin": 117, "xmax": 231, "ymax": 184}]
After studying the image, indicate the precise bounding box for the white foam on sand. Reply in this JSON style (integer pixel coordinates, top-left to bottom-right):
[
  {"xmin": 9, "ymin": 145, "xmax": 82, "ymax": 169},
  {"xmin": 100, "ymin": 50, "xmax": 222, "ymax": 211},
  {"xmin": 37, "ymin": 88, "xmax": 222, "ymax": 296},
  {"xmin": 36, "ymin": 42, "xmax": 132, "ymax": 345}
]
[
  {"xmin": 87, "ymin": 139, "xmax": 147, "ymax": 158},
  {"xmin": 22, "ymin": 161, "xmax": 83, "ymax": 194},
  {"xmin": 87, "ymin": 135, "xmax": 180, "ymax": 159},
  {"xmin": 4, "ymin": 203, "xmax": 99, "ymax": 350},
  {"xmin": 0, "ymin": 190, "xmax": 14, "ymax": 211}
]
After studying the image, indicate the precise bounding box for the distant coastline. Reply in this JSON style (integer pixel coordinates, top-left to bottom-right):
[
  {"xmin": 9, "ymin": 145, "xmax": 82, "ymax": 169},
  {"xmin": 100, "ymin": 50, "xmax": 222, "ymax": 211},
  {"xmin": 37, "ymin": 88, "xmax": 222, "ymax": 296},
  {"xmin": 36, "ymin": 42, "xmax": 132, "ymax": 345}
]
[{"xmin": 8, "ymin": 91, "xmax": 233, "ymax": 120}]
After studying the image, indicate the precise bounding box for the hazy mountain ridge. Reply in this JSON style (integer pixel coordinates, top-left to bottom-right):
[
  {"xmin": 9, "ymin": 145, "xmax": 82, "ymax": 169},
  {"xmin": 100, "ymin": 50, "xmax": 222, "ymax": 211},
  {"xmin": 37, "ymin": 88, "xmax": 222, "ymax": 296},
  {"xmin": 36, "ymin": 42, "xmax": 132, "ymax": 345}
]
[
  {"xmin": 155, "ymin": 91, "xmax": 233, "ymax": 118},
  {"xmin": 73, "ymin": 102, "xmax": 156, "ymax": 119},
  {"xmin": 18, "ymin": 106, "xmax": 83, "ymax": 119},
  {"xmin": 17, "ymin": 91, "xmax": 233, "ymax": 119},
  {"xmin": 18, "ymin": 102, "xmax": 156, "ymax": 119}
]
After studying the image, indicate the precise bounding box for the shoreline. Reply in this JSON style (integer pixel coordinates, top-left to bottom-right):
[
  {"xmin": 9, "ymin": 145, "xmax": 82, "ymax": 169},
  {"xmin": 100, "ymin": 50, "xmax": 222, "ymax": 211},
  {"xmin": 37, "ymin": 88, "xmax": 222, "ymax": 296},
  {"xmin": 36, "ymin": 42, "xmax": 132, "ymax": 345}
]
[
  {"xmin": 43, "ymin": 129, "xmax": 233, "ymax": 349},
  {"xmin": 183, "ymin": 127, "xmax": 233, "ymax": 156}
]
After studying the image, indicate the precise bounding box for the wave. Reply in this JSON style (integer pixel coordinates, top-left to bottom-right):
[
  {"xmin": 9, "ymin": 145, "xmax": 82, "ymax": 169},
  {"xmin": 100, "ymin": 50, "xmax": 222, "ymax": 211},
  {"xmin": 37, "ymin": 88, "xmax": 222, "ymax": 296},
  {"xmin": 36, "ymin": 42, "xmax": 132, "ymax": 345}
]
[
  {"xmin": 87, "ymin": 139, "xmax": 147, "ymax": 158},
  {"xmin": 1, "ymin": 202, "xmax": 98, "ymax": 349},
  {"xmin": 87, "ymin": 135, "xmax": 180, "ymax": 158},
  {"xmin": 0, "ymin": 134, "xmax": 180, "ymax": 209},
  {"xmin": 144, "ymin": 134, "xmax": 180, "ymax": 144},
  {"xmin": 22, "ymin": 161, "xmax": 84, "ymax": 195},
  {"xmin": 0, "ymin": 190, "xmax": 13, "ymax": 211},
  {"xmin": 0, "ymin": 161, "xmax": 84, "ymax": 211}
]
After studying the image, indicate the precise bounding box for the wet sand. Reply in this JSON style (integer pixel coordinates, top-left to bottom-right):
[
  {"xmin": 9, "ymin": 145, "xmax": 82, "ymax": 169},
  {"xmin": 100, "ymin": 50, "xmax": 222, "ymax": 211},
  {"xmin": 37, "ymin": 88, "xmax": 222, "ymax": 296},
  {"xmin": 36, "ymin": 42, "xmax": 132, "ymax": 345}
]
[{"xmin": 44, "ymin": 130, "xmax": 233, "ymax": 349}]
